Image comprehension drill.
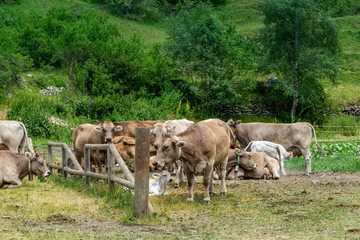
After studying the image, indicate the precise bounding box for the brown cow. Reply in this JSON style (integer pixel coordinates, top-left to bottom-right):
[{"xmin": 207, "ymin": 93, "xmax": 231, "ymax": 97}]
[
  {"xmin": 0, "ymin": 151, "xmax": 50, "ymax": 188},
  {"xmin": 113, "ymin": 120, "xmax": 165, "ymax": 138},
  {"xmin": 225, "ymin": 148, "xmax": 257, "ymax": 179},
  {"xmin": 151, "ymin": 119, "xmax": 194, "ymax": 188},
  {"xmin": 73, "ymin": 121, "xmax": 123, "ymax": 172},
  {"xmin": 153, "ymin": 119, "xmax": 233, "ymax": 204},
  {"xmin": 113, "ymin": 136, "xmax": 156, "ymax": 170},
  {"xmin": 227, "ymin": 119, "xmax": 322, "ymax": 175}
]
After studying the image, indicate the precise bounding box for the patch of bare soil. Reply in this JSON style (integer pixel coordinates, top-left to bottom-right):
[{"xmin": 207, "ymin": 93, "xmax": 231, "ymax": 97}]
[{"xmin": 0, "ymin": 107, "xmax": 8, "ymax": 120}]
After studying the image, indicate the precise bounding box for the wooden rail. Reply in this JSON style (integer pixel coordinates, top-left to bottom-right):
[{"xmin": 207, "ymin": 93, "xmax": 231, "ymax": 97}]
[{"xmin": 47, "ymin": 128, "xmax": 153, "ymax": 215}]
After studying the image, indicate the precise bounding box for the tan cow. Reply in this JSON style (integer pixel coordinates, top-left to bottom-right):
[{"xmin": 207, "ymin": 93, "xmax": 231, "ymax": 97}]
[
  {"xmin": 113, "ymin": 136, "xmax": 156, "ymax": 170},
  {"xmin": 227, "ymin": 119, "xmax": 322, "ymax": 175},
  {"xmin": 0, "ymin": 151, "xmax": 50, "ymax": 188},
  {"xmin": 241, "ymin": 152, "xmax": 280, "ymax": 179},
  {"xmin": 151, "ymin": 119, "xmax": 195, "ymax": 188},
  {"xmin": 73, "ymin": 121, "xmax": 123, "ymax": 172},
  {"xmin": 0, "ymin": 121, "xmax": 29, "ymax": 153},
  {"xmin": 153, "ymin": 119, "xmax": 233, "ymax": 204},
  {"xmin": 113, "ymin": 120, "xmax": 165, "ymax": 138}
]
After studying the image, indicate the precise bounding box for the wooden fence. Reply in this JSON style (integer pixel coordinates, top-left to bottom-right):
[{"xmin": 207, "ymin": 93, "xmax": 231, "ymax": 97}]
[{"xmin": 46, "ymin": 128, "xmax": 154, "ymax": 216}]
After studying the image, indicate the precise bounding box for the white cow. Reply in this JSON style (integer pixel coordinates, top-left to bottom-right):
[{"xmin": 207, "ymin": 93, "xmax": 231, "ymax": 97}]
[
  {"xmin": 149, "ymin": 170, "xmax": 172, "ymax": 196},
  {"xmin": 151, "ymin": 119, "xmax": 195, "ymax": 188},
  {"xmin": 245, "ymin": 141, "xmax": 293, "ymax": 176},
  {"xmin": 0, "ymin": 121, "xmax": 29, "ymax": 153}
]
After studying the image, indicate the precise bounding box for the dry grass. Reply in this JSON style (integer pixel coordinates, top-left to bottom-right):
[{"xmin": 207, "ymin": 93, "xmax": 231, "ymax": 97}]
[{"xmin": 2, "ymin": 170, "xmax": 360, "ymax": 239}]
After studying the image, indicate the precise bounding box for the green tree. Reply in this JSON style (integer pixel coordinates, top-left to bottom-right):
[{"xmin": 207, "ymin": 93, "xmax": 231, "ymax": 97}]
[
  {"xmin": 259, "ymin": 0, "xmax": 340, "ymax": 121},
  {"xmin": 165, "ymin": 2, "xmax": 248, "ymax": 114}
]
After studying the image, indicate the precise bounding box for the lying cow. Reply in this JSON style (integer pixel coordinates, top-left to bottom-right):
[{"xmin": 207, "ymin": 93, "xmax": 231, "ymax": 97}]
[
  {"xmin": 227, "ymin": 119, "xmax": 322, "ymax": 175},
  {"xmin": 73, "ymin": 121, "xmax": 123, "ymax": 172},
  {"xmin": 149, "ymin": 170, "xmax": 172, "ymax": 196},
  {"xmin": 113, "ymin": 136, "xmax": 156, "ymax": 170},
  {"xmin": 0, "ymin": 151, "xmax": 50, "ymax": 188},
  {"xmin": 154, "ymin": 119, "xmax": 233, "ymax": 204},
  {"xmin": 245, "ymin": 141, "xmax": 293, "ymax": 176},
  {"xmin": 0, "ymin": 121, "xmax": 29, "ymax": 153},
  {"xmin": 151, "ymin": 119, "xmax": 194, "ymax": 188},
  {"xmin": 242, "ymin": 152, "xmax": 280, "ymax": 179}
]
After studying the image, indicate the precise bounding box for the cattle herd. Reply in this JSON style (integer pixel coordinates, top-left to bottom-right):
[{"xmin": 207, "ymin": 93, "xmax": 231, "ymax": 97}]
[{"xmin": 0, "ymin": 118, "xmax": 322, "ymax": 204}]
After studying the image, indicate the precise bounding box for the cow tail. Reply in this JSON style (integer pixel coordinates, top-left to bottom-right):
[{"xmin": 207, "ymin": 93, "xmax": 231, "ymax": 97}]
[
  {"xmin": 226, "ymin": 123, "xmax": 236, "ymax": 143},
  {"xmin": 308, "ymin": 123, "xmax": 323, "ymax": 152},
  {"xmin": 275, "ymin": 146, "xmax": 281, "ymax": 164},
  {"xmin": 18, "ymin": 122, "xmax": 29, "ymax": 154}
]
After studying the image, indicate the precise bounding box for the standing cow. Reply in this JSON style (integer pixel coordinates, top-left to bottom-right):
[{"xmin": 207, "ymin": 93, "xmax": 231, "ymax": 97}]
[
  {"xmin": 0, "ymin": 151, "xmax": 50, "ymax": 188},
  {"xmin": 227, "ymin": 119, "xmax": 322, "ymax": 175},
  {"xmin": 151, "ymin": 119, "xmax": 194, "ymax": 188},
  {"xmin": 0, "ymin": 121, "xmax": 29, "ymax": 153},
  {"xmin": 154, "ymin": 119, "xmax": 233, "ymax": 204},
  {"xmin": 73, "ymin": 121, "xmax": 123, "ymax": 172}
]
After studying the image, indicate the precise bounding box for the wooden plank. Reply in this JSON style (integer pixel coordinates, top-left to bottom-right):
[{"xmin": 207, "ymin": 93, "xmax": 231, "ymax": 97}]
[
  {"xmin": 134, "ymin": 127, "xmax": 150, "ymax": 218},
  {"xmin": 84, "ymin": 147, "xmax": 91, "ymax": 186},
  {"xmin": 47, "ymin": 145, "xmax": 53, "ymax": 175},
  {"xmin": 107, "ymin": 149, "xmax": 115, "ymax": 194},
  {"xmin": 108, "ymin": 144, "xmax": 135, "ymax": 183},
  {"xmin": 62, "ymin": 146, "xmax": 67, "ymax": 179},
  {"xmin": 62, "ymin": 143, "xmax": 83, "ymax": 171}
]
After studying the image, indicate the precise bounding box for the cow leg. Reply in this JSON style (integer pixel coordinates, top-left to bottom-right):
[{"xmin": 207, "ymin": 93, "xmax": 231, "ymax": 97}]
[
  {"xmin": 203, "ymin": 164, "xmax": 213, "ymax": 204},
  {"xmin": 219, "ymin": 161, "xmax": 227, "ymax": 196},
  {"xmin": 183, "ymin": 165, "xmax": 195, "ymax": 201},
  {"xmin": 280, "ymin": 159, "xmax": 286, "ymax": 176},
  {"xmin": 174, "ymin": 160, "xmax": 182, "ymax": 188},
  {"xmin": 266, "ymin": 158, "xmax": 280, "ymax": 179},
  {"xmin": 304, "ymin": 149, "xmax": 312, "ymax": 176},
  {"xmin": 2, "ymin": 178, "xmax": 22, "ymax": 188}
]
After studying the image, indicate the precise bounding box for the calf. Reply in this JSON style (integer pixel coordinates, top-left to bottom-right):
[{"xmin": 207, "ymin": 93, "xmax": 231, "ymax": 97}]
[
  {"xmin": 154, "ymin": 119, "xmax": 233, "ymax": 204},
  {"xmin": 0, "ymin": 151, "xmax": 50, "ymax": 188},
  {"xmin": 149, "ymin": 170, "xmax": 172, "ymax": 196},
  {"xmin": 245, "ymin": 141, "xmax": 293, "ymax": 175}
]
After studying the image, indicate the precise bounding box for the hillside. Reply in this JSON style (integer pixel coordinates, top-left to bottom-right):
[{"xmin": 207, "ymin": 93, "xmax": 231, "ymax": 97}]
[{"xmin": 1, "ymin": 0, "xmax": 359, "ymax": 128}]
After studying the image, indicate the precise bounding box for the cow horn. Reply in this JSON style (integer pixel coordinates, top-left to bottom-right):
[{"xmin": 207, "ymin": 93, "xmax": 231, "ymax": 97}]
[
  {"xmin": 176, "ymin": 141, "xmax": 186, "ymax": 148},
  {"xmin": 235, "ymin": 148, "xmax": 244, "ymax": 156}
]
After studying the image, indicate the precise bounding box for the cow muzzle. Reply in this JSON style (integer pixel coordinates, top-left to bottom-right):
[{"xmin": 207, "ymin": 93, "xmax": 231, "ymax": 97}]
[
  {"xmin": 153, "ymin": 143, "xmax": 159, "ymax": 150},
  {"xmin": 44, "ymin": 171, "xmax": 51, "ymax": 177},
  {"xmin": 105, "ymin": 137, "xmax": 113, "ymax": 143}
]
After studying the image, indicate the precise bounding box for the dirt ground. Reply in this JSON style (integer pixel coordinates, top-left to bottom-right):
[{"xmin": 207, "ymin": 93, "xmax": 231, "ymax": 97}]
[{"xmin": 2, "ymin": 170, "xmax": 360, "ymax": 239}]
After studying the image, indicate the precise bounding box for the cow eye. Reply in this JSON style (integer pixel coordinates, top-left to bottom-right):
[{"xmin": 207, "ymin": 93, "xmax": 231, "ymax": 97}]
[{"xmin": 163, "ymin": 145, "xmax": 169, "ymax": 150}]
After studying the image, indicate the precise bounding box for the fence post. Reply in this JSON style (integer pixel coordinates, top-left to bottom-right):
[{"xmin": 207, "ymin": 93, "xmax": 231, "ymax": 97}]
[
  {"xmin": 47, "ymin": 145, "xmax": 53, "ymax": 175},
  {"xmin": 107, "ymin": 148, "xmax": 115, "ymax": 194},
  {"xmin": 62, "ymin": 145, "xmax": 68, "ymax": 179},
  {"xmin": 134, "ymin": 127, "xmax": 150, "ymax": 218},
  {"xmin": 84, "ymin": 147, "xmax": 90, "ymax": 187}
]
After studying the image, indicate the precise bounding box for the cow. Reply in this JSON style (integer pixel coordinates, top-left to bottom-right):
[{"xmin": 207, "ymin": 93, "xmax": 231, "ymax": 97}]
[
  {"xmin": 245, "ymin": 141, "xmax": 293, "ymax": 176},
  {"xmin": 113, "ymin": 136, "xmax": 156, "ymax": 170},
  {"xmin": 151, "ymin": 119, "xmax": 195, "ymax": 188},
  {"xmin": 227, "ymin": 119, "xmax": 322, "ymax": 175},
  {"xmin": 153, "ymin": 119, "xmax": 233, "ymax": 204},
  {"xmin": 214, "ymin": 148, "xmax": 257, "ymax": 180},
  {"xmin": 73, "ymin": 121, "xmax": 123, "ymax": 172},
  {"xmin": 113, "ymin": 120, "xmax": 165, "ymax": 138},
  {"xmin": 149, "ymin": 170, "xmax": 172, "ymax": 196},
  {"xmin": 0, "ymin": 151, "xmax": 50, "ymax": 188},
  {"xmin": 241, "ymin": 152, "xmax": 280, "ymax": 179},
  {"xmin": 0, "ymin": 121, "xmax": 29, "ymax": 153}
]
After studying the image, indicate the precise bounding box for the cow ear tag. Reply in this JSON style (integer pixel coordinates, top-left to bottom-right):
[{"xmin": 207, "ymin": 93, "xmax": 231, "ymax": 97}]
[
  {"xmin": 153, "ymin": 175, "xmax": 158, "ymax": 179},
  {"xmin": 95, "ymin": 126, "xmax": 102, "ymax": 132}
]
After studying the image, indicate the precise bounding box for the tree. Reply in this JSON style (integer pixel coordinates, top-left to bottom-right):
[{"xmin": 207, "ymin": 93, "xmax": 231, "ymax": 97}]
[
  {"xmin": 165, "ymin": 2, "xmax": 249, "ymax": 114},
  {"xmin": 259, "ymin": 0, "xmax": 340, "ymax": 121}
]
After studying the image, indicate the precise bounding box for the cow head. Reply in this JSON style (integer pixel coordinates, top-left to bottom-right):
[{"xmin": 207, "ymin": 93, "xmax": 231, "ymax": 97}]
[
  {"xmin": 234, "ymin": 148, "xmax": 256, "ymax": 170},
  {"xmin": 25, "ymin": 152, "xmax": 51, "ymax": 179},
  {"xmin": 151, "ymin": 123, "xmax": 167, "ymax": 150},
  {"xmin": 95, "ymin": 121, "xmax": 123, "ymax": 143},
  {"xmin": 153, "ymin": 133, "xmax": 186, "ymax": 169}
]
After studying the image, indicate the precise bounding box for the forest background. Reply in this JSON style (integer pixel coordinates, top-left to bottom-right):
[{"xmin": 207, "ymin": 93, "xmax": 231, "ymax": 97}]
[{"xmin": 0, "ymin": 0, "xmax": 359, "ymax": 144}]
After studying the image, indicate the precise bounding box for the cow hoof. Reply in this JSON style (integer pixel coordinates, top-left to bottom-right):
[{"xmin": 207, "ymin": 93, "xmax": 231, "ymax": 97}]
[
  {"xmin": 203, "ymin": 200, "xmax": 211, "ymax": 205},
  {"xmin": 303, "ymin": 173, "xmax": 310, "ymax": 177},
  {"xmin": 220, "ymin": 192, "xmax": 226, "ymax": 196},
  {"xmin": 209, "ymin": 192, "xmax": 215, "ymax": 197},
  {"xmin": 273, "ymin": 174, "xmax": 280, "ymax": 179},
  {"xmin": 174, "ymin": 183, "xmax": 180, "ymax": 188},
  {"xmin": 186, "ymin": 197, "xmax": 194, "ymax": 202}
]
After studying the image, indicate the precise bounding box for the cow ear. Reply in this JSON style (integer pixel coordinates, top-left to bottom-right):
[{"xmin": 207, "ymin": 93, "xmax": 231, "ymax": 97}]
[
  {"xmin": 166, "ymin": 125, "xmax": 176, "ymax": 134},
  {"xmin": 176, "ymin": 141, "xmax": 186, "ymax": 148},
  {"xmin": 25, "ymin": 152, "xmax": 32, "ymax": 159},
  {"xmin": 114, "ymin": 126, "xmax": 123, "ymax": 132},
  {"xmin": 236, "ymin": 120, "xmax": 242, "ymax": 125},
  {"xmin": 95, "ymin": 126, "xmax": 103, "ymax": 132},
  {"xmin": 235, "ymin": 148, "xmax": 244, "ymax": 156},
  {"xmin": 150, "ymin": 130, "xmax": 155, "ymax": 136},
  {"xmin": 288, "ymin": 151, "xmax": 294, "ymax": 158}
]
